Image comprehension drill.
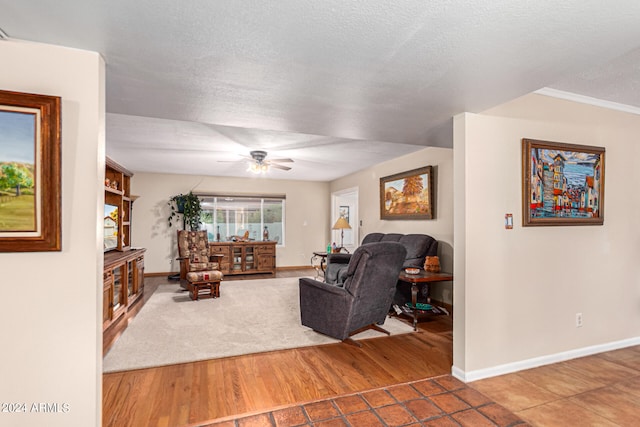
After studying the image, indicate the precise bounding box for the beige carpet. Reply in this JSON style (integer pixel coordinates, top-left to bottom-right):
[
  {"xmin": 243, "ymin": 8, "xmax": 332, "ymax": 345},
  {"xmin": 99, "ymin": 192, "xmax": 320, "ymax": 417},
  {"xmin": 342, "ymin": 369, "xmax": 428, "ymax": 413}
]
[{"xmin": 103, "ymin": 277, "xmax": 415, "ymax": 373}]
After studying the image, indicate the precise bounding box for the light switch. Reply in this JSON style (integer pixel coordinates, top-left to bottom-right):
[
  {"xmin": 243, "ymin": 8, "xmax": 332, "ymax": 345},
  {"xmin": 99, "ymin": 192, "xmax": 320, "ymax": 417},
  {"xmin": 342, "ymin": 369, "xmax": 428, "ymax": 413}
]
[{"xmin": 505, "ymin": 213, "xmax": 513, "ymax": 229}]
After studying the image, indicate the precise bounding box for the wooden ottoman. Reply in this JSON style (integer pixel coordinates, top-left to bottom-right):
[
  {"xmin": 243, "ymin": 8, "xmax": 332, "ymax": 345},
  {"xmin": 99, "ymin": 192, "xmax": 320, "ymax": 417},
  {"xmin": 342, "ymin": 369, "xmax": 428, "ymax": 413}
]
[{"xmin": 188, "ymin": 280, "xmax": 221, "ymax": 300}]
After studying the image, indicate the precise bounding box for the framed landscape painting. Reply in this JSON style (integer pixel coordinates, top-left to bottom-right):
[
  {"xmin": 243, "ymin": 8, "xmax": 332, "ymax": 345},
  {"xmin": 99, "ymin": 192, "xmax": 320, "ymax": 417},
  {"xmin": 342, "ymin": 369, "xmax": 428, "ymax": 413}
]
[
  {"xmin": 522, "ymin": 138, "xmax": 605, "ymax": 227},
  {"xmin": 0, "ymin": 90, "xmax": 61, "ymax": 251},
  {"xmin": 380, "ymin": 165, "xmax": 434, "ymax": 220}
]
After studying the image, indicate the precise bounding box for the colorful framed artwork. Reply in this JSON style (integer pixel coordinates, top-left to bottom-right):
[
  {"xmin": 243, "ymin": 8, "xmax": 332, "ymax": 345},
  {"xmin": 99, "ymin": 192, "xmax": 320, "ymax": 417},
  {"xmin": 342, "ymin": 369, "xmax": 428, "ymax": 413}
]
[
  {"xmin": 522, "ymin": 138, "xmax": 605, "ymax": 227},
  {"xmin": 0, "ymin": 90, "xmax": 61, "ymax": 251},
  {"xmin": 380, "ymin": 165, "xmax": 434, "ymax": 220}
]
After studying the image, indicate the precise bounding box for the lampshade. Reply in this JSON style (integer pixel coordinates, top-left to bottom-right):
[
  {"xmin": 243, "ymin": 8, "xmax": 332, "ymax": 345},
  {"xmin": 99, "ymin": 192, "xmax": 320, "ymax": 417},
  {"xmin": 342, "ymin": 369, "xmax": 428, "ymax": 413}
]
[{"xmin": 332, "ymin": 216, "xmax": 351, "ymax": 230}]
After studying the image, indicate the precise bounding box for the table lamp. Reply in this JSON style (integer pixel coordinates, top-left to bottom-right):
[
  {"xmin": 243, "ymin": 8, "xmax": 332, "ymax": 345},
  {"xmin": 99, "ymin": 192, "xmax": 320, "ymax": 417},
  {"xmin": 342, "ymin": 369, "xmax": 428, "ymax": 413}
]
[{"xmin": 331, "ymin": 216, "xmax": 352, "ymax": 248}]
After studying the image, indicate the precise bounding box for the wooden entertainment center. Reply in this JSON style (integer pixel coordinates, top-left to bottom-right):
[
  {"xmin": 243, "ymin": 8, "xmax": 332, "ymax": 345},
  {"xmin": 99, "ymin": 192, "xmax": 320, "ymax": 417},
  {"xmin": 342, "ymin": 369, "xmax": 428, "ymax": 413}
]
[{"xmin": 103, "ymin": 157, "xmax": 146, "ymax": 352}]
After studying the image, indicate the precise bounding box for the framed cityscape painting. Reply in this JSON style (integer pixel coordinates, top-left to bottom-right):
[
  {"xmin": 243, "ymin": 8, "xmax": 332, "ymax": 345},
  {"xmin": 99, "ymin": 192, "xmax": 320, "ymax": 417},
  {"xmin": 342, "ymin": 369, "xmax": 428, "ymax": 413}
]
[
  {"xmin": 380, "ymin": 165, "xmax": 434, "ymax": 220},
  {"xmin": 522, "ymin": 138, "xmax": 605, "ymax": 227},
  {"xmin": 0, "ymin": 90, "xmax": 61, "ymax": 251}
]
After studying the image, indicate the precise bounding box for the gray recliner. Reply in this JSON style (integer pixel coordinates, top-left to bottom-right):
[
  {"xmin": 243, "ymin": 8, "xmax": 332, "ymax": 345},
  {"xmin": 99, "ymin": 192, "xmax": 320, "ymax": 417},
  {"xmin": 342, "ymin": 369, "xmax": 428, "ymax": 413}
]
[{"xmin": 299, "ymin": 242, "xmax": 407, "ymax": 344}]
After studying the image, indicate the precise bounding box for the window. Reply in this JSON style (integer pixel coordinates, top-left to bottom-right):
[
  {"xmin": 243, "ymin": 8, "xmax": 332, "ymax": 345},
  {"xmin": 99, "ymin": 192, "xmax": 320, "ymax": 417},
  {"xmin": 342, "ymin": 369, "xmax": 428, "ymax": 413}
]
[{"xmin": 200, "ymin": 195, "xmax": 285, "ymax": 246}]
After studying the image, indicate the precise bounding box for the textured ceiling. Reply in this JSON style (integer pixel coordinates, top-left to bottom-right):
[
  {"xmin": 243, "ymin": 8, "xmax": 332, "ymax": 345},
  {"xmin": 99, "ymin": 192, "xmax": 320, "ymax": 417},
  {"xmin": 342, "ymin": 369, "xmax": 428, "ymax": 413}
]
[{"xmin": 2, "ymin": 1, "xmax": 640, "ymax": 180}]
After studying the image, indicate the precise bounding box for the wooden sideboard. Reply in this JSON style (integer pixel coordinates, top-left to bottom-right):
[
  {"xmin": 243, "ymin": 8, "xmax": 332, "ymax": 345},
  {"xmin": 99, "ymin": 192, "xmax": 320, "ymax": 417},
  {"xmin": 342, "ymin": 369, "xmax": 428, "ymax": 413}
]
[{"xmin": 209, "ymin": 241, "xmax": 276, "ymax": 276}]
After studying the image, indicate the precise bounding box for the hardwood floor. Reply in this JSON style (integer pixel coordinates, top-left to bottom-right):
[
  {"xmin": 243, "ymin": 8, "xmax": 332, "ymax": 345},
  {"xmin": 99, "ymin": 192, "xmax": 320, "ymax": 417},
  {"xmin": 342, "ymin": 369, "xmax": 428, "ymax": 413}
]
[
  {"xmin": 193, "ymin": 347, "xmax": 640, "ymax": 427},
  {"xmin": 102, "ymin": 269, "xmax": 454, "ymax": 427},
  {"xmin": 104, "ymin": 270, "xmax": 640, "ymax": 426}
]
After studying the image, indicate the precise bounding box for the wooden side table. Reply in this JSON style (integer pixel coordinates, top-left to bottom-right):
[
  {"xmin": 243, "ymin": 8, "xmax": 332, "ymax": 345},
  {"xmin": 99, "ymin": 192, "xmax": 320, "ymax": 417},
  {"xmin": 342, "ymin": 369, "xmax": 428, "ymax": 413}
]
[
  {"xmin": 397, "ymin": 270, "xmax": 453, "ymax": 330},
  {"xmin": 311, "ymin": 251, "xmax": 329, "ymax": 279}
]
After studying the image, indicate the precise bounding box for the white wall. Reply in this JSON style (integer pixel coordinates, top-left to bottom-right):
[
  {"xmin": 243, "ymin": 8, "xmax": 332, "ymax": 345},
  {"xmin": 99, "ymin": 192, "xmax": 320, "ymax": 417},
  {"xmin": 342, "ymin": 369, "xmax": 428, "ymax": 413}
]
[
  {"xmin": 330, "ymin": 147, "xmax": 454, "ymax": 303},
  {"xmin": 0, "ymin": 40, "xmax": 104, "ymax": 426},
  {"xmin": 453, "ymin": 94, "xmax": 640, "ymax": 379},
  {"xmin": 130, "ymin": 172, "xmax": 330, "ymax": 273}
]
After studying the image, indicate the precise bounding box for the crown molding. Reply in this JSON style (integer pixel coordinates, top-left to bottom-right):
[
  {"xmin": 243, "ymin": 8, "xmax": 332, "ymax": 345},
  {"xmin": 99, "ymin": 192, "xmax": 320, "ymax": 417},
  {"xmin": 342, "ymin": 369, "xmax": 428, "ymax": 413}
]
[{"xmin": 535, "ymin": 87, "xmax": 640, "ymax": 116}]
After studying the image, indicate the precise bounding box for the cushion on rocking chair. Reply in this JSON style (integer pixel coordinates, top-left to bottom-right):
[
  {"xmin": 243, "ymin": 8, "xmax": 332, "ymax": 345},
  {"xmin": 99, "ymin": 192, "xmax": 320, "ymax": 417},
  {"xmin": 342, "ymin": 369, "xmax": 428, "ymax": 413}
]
[{"xmin": 186, "ymin": 270, "xmax": 223, "ymax": 282}]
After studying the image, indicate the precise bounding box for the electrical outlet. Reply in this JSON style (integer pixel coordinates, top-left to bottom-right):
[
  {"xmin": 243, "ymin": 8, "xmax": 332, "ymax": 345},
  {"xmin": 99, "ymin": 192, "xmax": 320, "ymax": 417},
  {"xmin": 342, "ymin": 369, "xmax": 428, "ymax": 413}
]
[{"xmin": 576, "ymin": 313, "xmax": 583, "ymax": 327}]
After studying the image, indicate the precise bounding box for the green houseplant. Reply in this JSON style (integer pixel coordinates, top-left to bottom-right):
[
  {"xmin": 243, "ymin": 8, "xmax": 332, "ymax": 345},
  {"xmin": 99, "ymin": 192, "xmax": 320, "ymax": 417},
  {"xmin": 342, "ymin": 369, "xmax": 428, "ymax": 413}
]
[{"xmin": 168, "ymin": 191, "xmax": 203, "ymax": 231}]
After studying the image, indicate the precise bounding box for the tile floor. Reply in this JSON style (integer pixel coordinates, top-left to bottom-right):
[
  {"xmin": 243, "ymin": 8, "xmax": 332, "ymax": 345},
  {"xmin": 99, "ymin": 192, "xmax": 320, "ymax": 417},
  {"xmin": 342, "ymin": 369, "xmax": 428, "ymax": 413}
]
[
  {"xmin": 198, "ymin": 375, "xmax": 526, "ymax": 427},
  {"xmin": 470, "ymin": 345, "xmax": 640, "ymax": 426},
  {"xmin": 197, "ymin": 345, "xmax": 640, "ymax": 427}
]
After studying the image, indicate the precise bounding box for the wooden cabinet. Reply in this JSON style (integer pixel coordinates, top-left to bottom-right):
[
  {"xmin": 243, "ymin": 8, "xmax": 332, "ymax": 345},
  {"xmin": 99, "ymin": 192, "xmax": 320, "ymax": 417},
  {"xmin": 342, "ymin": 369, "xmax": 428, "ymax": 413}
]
[
  {"xmin": 256, "ymin": 243, "xmax": 276, "ymax": 271},
  {"xmin": 209, "ymin": 241, "xmax": 276, "ymax": 276},
  {"xmin": 103, "ymin": 249, "xmax": 146, "ymax": 331}
]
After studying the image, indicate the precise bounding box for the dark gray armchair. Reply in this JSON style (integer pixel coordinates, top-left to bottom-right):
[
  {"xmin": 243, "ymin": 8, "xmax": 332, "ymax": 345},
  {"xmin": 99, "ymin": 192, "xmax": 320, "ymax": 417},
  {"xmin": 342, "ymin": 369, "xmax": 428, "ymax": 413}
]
[{"xmin": 299, "ymin": 242, "xmax": 407, "ymax": 345}]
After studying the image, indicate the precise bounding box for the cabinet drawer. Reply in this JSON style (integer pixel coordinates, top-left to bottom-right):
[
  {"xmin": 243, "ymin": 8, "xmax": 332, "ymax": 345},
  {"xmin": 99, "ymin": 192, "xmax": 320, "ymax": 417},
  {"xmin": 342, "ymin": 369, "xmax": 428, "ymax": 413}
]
[
  {"xmin": 256, "ymin": 245, "xmax": 275, "ymax": 254},
  {"xmin": 210, "ymin": 245, "xmax": 230, "ymax": 256}
]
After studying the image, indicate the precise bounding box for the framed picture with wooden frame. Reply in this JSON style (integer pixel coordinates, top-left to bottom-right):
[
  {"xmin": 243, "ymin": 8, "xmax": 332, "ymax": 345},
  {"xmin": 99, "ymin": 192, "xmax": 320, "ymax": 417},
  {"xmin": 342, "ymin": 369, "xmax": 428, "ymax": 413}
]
[
  {"xmin": 0, "ymin": 89, "xmax": 61, "ymax": 251},
  {"xmin": 522, "ymin": 138, "xmax": 605, "ymax": 227},
  {"xmin": 380, "ymin": 165, "xmax": 435, "ymax": 220}
]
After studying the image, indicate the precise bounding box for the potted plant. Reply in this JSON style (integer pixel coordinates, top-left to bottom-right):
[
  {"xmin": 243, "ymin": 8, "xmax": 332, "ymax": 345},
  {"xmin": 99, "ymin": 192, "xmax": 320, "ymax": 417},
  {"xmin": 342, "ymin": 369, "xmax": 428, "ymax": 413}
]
[{"xmin": 168, "ymin": 191, "xmax": 203, "ymax": 231}]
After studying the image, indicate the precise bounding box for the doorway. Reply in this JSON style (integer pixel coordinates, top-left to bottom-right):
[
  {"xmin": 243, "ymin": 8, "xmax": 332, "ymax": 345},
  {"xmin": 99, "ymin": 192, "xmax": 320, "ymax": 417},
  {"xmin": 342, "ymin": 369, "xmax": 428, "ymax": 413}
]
[{"xmin": 331, "ymin": 187, "xmax": 358, "ymax": 253}]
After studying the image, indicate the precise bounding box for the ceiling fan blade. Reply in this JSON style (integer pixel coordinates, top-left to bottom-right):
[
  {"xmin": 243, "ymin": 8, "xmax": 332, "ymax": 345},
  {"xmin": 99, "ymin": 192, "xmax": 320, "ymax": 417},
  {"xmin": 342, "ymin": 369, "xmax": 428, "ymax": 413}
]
[
  {"xmin": 269, "ymin": 163, "xmax": 292, "ymax": 171},
  {"xmin": 267, "ymin": 158, "xmax": 294, "ymax": 163}
]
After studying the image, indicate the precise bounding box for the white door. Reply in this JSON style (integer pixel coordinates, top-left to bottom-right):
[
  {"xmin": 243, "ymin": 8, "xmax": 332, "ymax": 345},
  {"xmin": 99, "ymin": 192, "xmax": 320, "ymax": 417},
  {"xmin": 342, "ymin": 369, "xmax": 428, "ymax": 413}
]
[{"xmin": 331, "ymin": 187, "xmax": 358, "ymax": 252}]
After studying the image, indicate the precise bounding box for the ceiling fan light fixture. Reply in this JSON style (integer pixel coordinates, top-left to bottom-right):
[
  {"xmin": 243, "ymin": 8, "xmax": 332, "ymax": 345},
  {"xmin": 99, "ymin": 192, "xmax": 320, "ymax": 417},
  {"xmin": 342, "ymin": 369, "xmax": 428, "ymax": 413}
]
[
  {"xmin": 249, "ymin": 150, "xmax": 268, "ymax": 162},
  {"xmin": 238, "ymin": 150, "xmax": 293, "ymax": 174},
  {"xmin": 248, "ymin": 162, "xmax": 269, "ymax": 174}
]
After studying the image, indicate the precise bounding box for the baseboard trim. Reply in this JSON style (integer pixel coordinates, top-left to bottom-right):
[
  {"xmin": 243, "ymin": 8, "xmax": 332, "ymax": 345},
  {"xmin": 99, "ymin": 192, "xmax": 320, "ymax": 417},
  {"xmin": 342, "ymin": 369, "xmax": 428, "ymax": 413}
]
[
  {"xmin": 451, "ymin": 366, "xmax": 466, "ymax": 382},
  {"xmin": 451, "ymin": 336, "xmax": 640, "ymax": 383},
  {"xmin": 276, "ymin": 265, "xmax": 313, "ymax": 271},
  {"xmin": 144, "ymin": 271, "xmax": 175, "ymax": 278}
]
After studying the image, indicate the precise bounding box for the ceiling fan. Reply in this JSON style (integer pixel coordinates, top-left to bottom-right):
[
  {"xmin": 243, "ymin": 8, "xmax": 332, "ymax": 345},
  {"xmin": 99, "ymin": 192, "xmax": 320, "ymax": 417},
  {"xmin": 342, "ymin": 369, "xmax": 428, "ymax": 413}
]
[{"xmin": 221, "ymin": 150, "xmax": 294, "ymax": 173}]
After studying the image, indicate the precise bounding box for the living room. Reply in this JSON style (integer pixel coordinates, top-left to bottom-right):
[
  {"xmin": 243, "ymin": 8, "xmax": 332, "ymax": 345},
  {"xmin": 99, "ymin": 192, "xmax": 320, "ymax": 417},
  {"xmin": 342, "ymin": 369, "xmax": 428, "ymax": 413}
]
[
  {"xmin": 3, "ymin": 4, "xmax": 640, "ymax": 427},
  {"xmin": 131, "ymin": 146, "xmax": 453, "ymax": 291}
]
